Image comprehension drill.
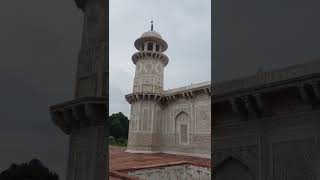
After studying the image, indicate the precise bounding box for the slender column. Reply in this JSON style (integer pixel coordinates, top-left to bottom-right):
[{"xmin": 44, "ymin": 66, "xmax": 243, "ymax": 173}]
[
  {"xmin": 298, "ymin": 83, "xmax": 310, "ymax": 102},
  {"xmin": 253, "ymin": 93, "xmax": 263, "ymax": 110},
  {"xmin": 230, "ymin": 98, "xmax": 239, "ymax": 114},
  {"xmin": 243, "ymin": 96, "xmax": 252, "ymax": 112},
  {"xmin": 311, "ymin": 81, "xmax": 320, "ymax": 99}
]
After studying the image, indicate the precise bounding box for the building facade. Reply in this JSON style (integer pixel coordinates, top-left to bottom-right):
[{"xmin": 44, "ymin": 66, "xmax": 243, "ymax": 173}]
[
  {"xmin": 212, "ymin": 60, "xmax": 320, "ymax": 179},
  {"xmin": 125, "ymin": 30, "xmax": 211, "ymax": 158}
]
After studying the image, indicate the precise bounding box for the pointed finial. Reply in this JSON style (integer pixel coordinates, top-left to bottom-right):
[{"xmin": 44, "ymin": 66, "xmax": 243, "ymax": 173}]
[{"xmin": 151, "ymin": 20, "xmax": 154, "ymax": 31}]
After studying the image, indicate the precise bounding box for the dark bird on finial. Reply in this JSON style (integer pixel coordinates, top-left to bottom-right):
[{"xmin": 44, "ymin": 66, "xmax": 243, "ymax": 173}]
[{"xmin": 151, "ymin": 21, "xmax": 154, "ymax": 31}]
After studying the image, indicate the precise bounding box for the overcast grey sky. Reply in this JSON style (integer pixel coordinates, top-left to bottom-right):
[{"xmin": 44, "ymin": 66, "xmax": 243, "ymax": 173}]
[
  {"xmin": 109, "ymin": 0, "xmax": 211, "ymax": 116},
  {"xmin": 0, "ymin": 0, "xmax": 82, "ymax": 179},
  {"xmin": 214, "ymin": 0, "xmax": 320, "ymax": 82}
]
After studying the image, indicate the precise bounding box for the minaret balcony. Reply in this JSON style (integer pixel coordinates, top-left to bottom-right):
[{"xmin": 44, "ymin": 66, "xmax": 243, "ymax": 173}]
[
  {"xmin": 132, "ymin": 51, "xmax": 169, "ymax": 66},
  {"xmin": 49, "ymin": 96, "xmax": 107, "ymax": 134},
  {"xmin": 125, "ymin": 92, "xmax": 163, "ymax": 104}
]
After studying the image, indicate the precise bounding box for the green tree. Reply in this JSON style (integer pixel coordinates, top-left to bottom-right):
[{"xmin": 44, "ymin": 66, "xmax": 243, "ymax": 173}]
[
  {"xmin": 0, "ymin": 159, "xmax": 59, "ymax": 180},
  {"xmin": 109, "ymin": 112, "xmax": 129, "ymax": 139}
]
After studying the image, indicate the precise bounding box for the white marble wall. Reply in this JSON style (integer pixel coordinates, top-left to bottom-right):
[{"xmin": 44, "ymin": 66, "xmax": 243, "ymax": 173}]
[
  {"xmin": 158, "ymin": 94, "xmax": 211, "ymax": 156},
  {"xmin": 127, "ymin": 164, "xmax": 211, "ymax": 180},
  {"xmin": 133, "ymin": 58, "xmax": 164, "ymax": 93}
]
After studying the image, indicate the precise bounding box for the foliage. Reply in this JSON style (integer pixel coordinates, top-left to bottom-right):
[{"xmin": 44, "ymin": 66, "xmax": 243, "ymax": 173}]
[
  {"xmin": 0, "ymin": 159, "xmax": 59, "ymax": 180},
  {"xmin": 109, "ymin": 137, "xmax": 128, "ymax": 147},
  {"xmin": 109, "ymin": 112, "xmax": 129, "ymax": 139}
]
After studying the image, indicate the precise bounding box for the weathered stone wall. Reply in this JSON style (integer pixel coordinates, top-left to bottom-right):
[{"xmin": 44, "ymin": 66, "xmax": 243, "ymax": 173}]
[
  {"xmin": 126, "ymin": 29, "xmax": 210, "ymax": 158},
  {"xmin": 127, "ymin": 100, "xmax": 162, "ymax": 152},
  {"xmin": 126, "ymin": 89, "xmax": 211, "ymax": 157},
  {"xmin": 67, "ymin": 126, "xmax": 106, "ymax": 180},
  {"xmin": 133, "ymin": 57, "xmax": 164, "ymax": 93},
  {"xmin": 128, "ymin": 100, "xmax": 162, "ymax": 133},
  {"xmin": 74, "ymin": 0, "xmax": 107, "ymax": 98},
  {"xmin": 213, "ymin": 110, "xmax": 320, "ymax": 180},
  {"xmin": 127, "ymin": 164, "xmax": 211, "ymax": 180},
  {"xmin": 213, "ymin": 61, "xmax": 320, "ymax": 180},
  {"xmin": 159, "ymin": 93, "xmax": 211, "ymax": 157}
]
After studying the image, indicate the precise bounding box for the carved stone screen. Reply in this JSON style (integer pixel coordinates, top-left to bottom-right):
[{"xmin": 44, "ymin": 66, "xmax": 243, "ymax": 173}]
[{"xmin": 180, "ymin": 124, "xmax": 188, "ymax": 144}]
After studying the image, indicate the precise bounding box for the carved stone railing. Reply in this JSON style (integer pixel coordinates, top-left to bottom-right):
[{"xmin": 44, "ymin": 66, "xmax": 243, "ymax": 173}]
[
  {"xmin": 214, "ymin": 60, "xmax": 320, "ymax": 96},
  {"xmin": 50, "ymin": 97, "xmax": 107, "ymax": 134},
  {"xmin": 132, "ymin": 51, "xmax": 169, "ymax": 66},
  {"xmin": 125, "ymin": 92, "xmax": 163, "ymax": 104},
  {"xmin": 163, "ymin": 81, "xmax": 211, "ymax": 103}
]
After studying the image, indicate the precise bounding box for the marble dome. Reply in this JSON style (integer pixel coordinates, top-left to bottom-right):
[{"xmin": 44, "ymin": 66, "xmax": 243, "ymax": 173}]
[
  {"xmin": 140, "ymin": 30, "xmax": 163, "ymax": 39},
  {"xmin": 134, "ymin": 30, "xmax": 168, "ymax": 51}
]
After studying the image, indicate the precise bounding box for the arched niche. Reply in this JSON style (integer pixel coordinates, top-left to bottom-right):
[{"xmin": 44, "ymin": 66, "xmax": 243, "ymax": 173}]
[
  {"xmin": 213, "ymin": 157, "xmax": 254, "ymax": 180},
  {"xmin": 174, "ymin": 111, "xmax": 190, "ymax": 145}
]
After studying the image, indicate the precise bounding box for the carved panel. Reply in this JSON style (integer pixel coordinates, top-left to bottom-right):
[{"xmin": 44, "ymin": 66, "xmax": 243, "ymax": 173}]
[
  {"xmin": 133, "ymin": 85, "xmax": 140, "ymax": 92},
  {"xmin": 196, "ymin": 104, "xmax": 210, "ymax": 132},
  {"xmin": 142, "ymin": 108, "xmax": 149, "ymax": 131},
  {"xmin": 144, "ymin": 76, "xmax": 152, "ymax": 84},
  {"xmin": 77, "ymin": 76, "xmax": 96, "ymax": 97},
  {"xmin": 180, "ymin": 124, "xmax": 188, "ymax": 144},
  {"xmin": 130, "ymin": 105, "xmax": 138, "ymax": 132},
  {"xmin": 145, "ymin": 62, "xmax": 153, "ymax": 74},
  {"xmin": 173, "ymin": 104, "xmax": 192, "ymax": 118},
  {"xmin": 192, "ymin": 133, "xmax": 211, "ymax": 147},
  {"xmin": 272, "ymin": 138, "xmax": 315, "ymax": 180},
  {"xmin": 142, "ymin": 85, "xmax": 153, "ymax": 92},
  {"xmin": 154, "ymin": 108, "xmax": 161, "ymax": 132},
  {"xmin": 154, "ymin": 86, "xmax": 162, "ymax": 93},
  {"xmin": 133, "ymin": 76, "xmax": 140, "ymax": 87}
]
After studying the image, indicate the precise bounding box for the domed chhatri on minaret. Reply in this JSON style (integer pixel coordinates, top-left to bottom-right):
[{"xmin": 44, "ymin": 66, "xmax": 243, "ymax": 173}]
[
  {"xmin": 134, "ymin": 30, "xmax": 168, "ymax": 52},
  {"xmin": 125, "ymin": 24, "xmax": 211, "ymax": 157},
  {"xmin": 134, "ymin": 21, "xmax": 168, "ymax": 52}
]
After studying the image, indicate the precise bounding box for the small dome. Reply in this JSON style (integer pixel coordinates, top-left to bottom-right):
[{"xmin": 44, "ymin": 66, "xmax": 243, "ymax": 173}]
[
  {"xmin": 134, "ymin": 30, "xmax": 168, "ymax": 51},
  {"xmin": 140, "ymin": 31, "xmax": 162, "ymax": 39}
]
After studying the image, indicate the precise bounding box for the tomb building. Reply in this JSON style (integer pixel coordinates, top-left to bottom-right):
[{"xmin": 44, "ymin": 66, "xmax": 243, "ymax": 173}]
[{"xmin": 125, "ymin": 28, "xmax": 211, "ymax": 158}]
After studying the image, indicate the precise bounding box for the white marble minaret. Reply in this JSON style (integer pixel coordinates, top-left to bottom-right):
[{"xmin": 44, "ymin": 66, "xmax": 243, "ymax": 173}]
[{"xmin": 126, "ymin": 23, "xmax": 169, "ymax": 153}]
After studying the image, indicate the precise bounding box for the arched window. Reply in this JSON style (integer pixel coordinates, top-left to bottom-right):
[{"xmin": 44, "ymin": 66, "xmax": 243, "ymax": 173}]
[
  {"xmin": 155, "ymin": 44, "xmax": 160, "ymax": 52},
  {"xmin": 147, "ymin": 42, "xmax": 153, "ymax": 51},
  {"xmin": 175, "ymin": 111, "xmax": 190, "ymax": 145},
  {"xmin": 180, "ymin": 124, "xmax": 188, "ymax": 144}
]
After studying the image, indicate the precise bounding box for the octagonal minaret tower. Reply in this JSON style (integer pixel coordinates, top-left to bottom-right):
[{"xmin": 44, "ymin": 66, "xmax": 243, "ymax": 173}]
[
  {"xmin": 49, "ymin": 0, "xmax": 107, "ymax": 180},
  {"xmin": 125, "ymin": 23, "xmax": 169, "ymax": 153}
]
